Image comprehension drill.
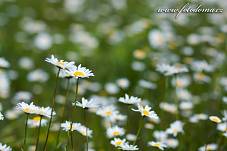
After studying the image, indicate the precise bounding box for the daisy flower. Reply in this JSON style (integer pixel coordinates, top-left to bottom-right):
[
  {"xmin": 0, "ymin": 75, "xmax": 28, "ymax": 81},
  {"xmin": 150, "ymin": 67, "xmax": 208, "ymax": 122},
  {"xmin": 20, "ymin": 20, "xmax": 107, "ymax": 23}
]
[
  {"xmin": 148, "ymin": 141, "xmax": 167, "ymax": 150},
  {"xmin": 16, "ymin": 102, "xmax": 37, "ymax": 114},
  {"xmin": 198, "ymin": 143, "xmax": 217, "ymax": 151},
  {"xmin": 0, "ymin": 143, "xmax": 12, "ymax": 151},
  {"xmin": 45, "ymin": 54, "xmax": 74, "ymax": 69},
  {"xmin": 61, "ymin": 121, "xmax": 79, "ymax": 131},
  {"xmin": 75, "ymin": 97, "xmax": 98, "ymax": 109},
  {"xmin": 120, "ymin": 142, "xmax": 139, "ymax": 150},
  {"xmin": 156, "ymin": 63, "xmax": 188, "ymax": 76},
  {"xmin": 119, "ymin": 94, "xmax": 141, "ymax": 105},
  {"xmin": 59, "ymin": 69, "xmax": 73, "ymax": 78},
  {"xmin": 0, "ymin": 112, "xmax": 4, "ymax": 120},
  {"xmin": 111, "ymin": 138, "xmax": 126, "ymax": 147},
  {"xmin": 67, "ymin": 64, "xmax": 94, "ymax": 78},
  {"xmin": 0, "ymin": 58, "xmax": 10, "ymax": 68},
  {"xmin": 75, "ymin": 124, "xmax": 93, "ymax": 138},
  {"xmin": 27, "ymin": 116, "xmax": 48, "ymax": 128},
  {"xmin": 96, "ymin": 105, "xmax": 117, "ymax": 118},
  {"xmin": 107, "ymin": 126, "xmax": 125, "ymax": 138},
  {"xmin": 209, "ymin": 116, "xmax": 221, "ymax": 123},
  {"xmin": 166, "ymin": 121, "xmax": 184, "ymax": 137},
  {"xmin": 34, "ymin": 106, "xmax": 56, "ymax": 118},
  {"xmin": 132, "ymin": 104, "xmax": 159, "ymax": 120}
]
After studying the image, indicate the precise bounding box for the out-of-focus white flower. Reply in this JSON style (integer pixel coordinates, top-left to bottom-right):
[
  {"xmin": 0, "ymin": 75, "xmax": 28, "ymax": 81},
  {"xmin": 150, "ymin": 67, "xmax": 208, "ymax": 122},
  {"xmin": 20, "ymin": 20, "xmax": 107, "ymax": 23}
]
[
  {"xmin": 0, "ymin": 58, "xmax": 10, "ymax": 68},
  {"xmin": 148, "ymin": 30, "xmax": 165, "ymax": 49},
  {"xmin": 96, "ymin": 105, "xmax": 117, "ymax": 118},
  {"xmin": 69, "ymin": 25, "xmax": 98, "ymax": 50},
  {"xmin": 104, "ymin": 83, "xmax": 119, "ymax": 94},
  {"xmin": 164, "ymin": 138, "xmax": 179, "ymax": 148},
  {"xmin": 27, "ymin": 116, "xmax": 47, "ymax": 128},
  {"xmin": 176, "ymin": 89, "xmax": 192, "ymax": 101},
  {"xmin": 189, "ymin": 114, "xmax": 208, "ymax": 123},
  {"xmin": 16, "ymin": 102, "xmax": 37, "ymax": 114},
  {"xmin": 120, "ymin": 142, "xmax": 139, "ymax": 150},
  {"xmin": 193, "ymin": 72, "xmax": 210, "ymax": 83},
  {"xmin": 0, "ymin": 70, "xmax": 10, "ymax": 98},
  {"xmin": 148, "ymin": 141, "xmax": 167, "ymax": 150},
  {"xmin": 111, "ymin": 138, "xmax": 126, "ymax": 147},
  {"xmin": 145, "ymin": 123, "xmax": 154, "ymax": 129},
  {"xmin": 153, "ymin": 131, "xmax": 168, "ymax": 142},
  {"xmin": 34, "ymin": 32, "xmax": 52, "ymax": 50},
  {"xmin": 166, "ymin": 121, "xmax": 184, "ymax": 137},
  {"xmin": 0, "ymin": 143, "xmax": 12, "ymax": 151},
  {"xmin": 18, "ymin": 57, "xmax": 34, "ymax": 70},
  {"xmin": 222, "ymin": 96, "xmax": 227, "ymax": 104},
  {"xmin": 5, "ymin": 107, "xmax": 22, "ymax": 120},
  {"xmin": 198, "ymin": 143, "xmax": 217, "ymax": 151},
  {"xmin": 64, "ymin": 0, "xmax": 84, "ymax": 14},
  {"xmin": 13, "ymin": 91, "xmax": 32, "ymax": 102},
  {"xmin": 126, "ymin": 134, "xmax": 137, "ymax": 141},
  {"xmin": 75, "ymin": 97, "xmax": 98, "ymax": 109},
  {"xmin": 0, "ymin": 112, "xmax": 4, "ymax": 120},
  {"xmin": 107, "ymin": 126, "xmax": 125, "ymax": 138},
  {"xmin": 209, "ymin": 116, "xmax": 221, "ymax": 123},
  {"xmin": 217, "ymin": 122, "xmax": 227, "ymax": 133},
  {"xmin": 156, "ymin": 63, "xmax": 188, "ymax": 76},
  {"xmin": 179, "ymin": 101, "xmax": 193, "ymax": 110},
  {"xmin": 119, "ymin": 94, "xmax": 141, "ymax": 105},
  {"xmin": 45, "ymin": 55, "xmax": 75, "ymax": 69},
  {"xmin": 132, "ymin": 104, "xmax": 159, "ymax": 120},
  {"xmin": 116, "ymin": 78, "xmax": 129, "ymax": 89},
  {"xmin": 159, "ymin": 102, "xmax": 177, "ymax": 114},
  {"xmin": 139, "ymin": 80, "xmax": 156, "ymax": 89},
  {"xmin": 131, "ymin": 61, "xmax": 145, "ymax": 71},
  {"xmin": 67, "ymin": 64, "xmax": 94, "ymax": 78},
  {"xmin": 190, "ymin": 60, "xmax": 214, "ymax": 72},
  {"xmin": 27, "ymin": 69, "xmax": 49, "ymax": 82},
  {"xmin": 172, "ymin": 76, "xmax": 190, "ymax": 88}
]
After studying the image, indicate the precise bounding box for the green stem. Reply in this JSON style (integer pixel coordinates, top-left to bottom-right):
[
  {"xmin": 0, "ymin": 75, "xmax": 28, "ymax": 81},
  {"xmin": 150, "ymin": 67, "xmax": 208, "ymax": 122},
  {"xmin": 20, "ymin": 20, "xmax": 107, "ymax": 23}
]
[
  {"xmin": 55, "ymin": 78, "xmax": 71, "ymax": 148},
  {"xmin": 70, "ymin": 122, "xmax": 74, "ymax": 151},
  {"xmin": 133, "ymin": 117, "xmax": 143, "ymax": 145},
  {"xmin": 43, "ymin": 68, "xmax": 60, "ymax": 151},
  {"xmin": 23, "ymin": 113, "xmax": 29, "ymax": 150},
  {"xmin": 69, "ymin": 77, "xmax": 80, "ymax": 151},
  {"xmin": 35, "ymin": 116, "xmax": 43, "ymax": 151},
  {"xmin": 84, "ymin": 110, "xmax": 88, "ymax": 151}
]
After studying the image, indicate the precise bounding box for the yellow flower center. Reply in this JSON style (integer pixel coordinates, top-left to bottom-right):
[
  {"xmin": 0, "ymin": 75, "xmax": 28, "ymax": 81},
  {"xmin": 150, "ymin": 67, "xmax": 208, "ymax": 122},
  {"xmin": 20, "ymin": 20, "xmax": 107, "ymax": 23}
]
[
  {"xmin": 113, "ymin": 131, "xmax": 120, "ymax": 136},
  {"xmin": 33, "ymin": 116, "xmax": 41, "ymax": 121},
  {"xmin": 196, "ymin": 72, "xmax": 206, "ymax": 81},
  {"xmin": 176, "ymin": 80, "xmax": 183, "ymax": 88},
  {"xmin": 153, "ymin": 143, "xmax": 161, "ymax": 148},
  {"xmin": 143, "ymin": 110, "xmax": 149, "ymax": 116},
  {"xmin": 23, "ymin": 107, "xmax": 30, "ymax": 113},
  {"xmin": 74, "ymin": 71, "xmax": 86, "ymax": 77},
  {"xmin": 105, "ymin": 111, "xmax": 112, "ymax": 116},
  {"xmin": 116, "ymin": 141, "xmax": 123, "ymax": 146},
  {"xmin": 209, "ymin": 116, "xmax": 221, "ymax": 123},
  {"xmin": 57, "ymin": 60, "xmax": 65, "ymax": 68}
]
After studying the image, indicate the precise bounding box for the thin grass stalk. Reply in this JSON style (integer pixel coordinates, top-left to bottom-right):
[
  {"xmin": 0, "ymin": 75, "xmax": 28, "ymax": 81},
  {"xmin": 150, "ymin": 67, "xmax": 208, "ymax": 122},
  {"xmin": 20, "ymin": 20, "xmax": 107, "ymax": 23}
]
[
  {"xmin": 84, "ymin": 110, "xmax": 88, "ymax": 151},
  {"xmin": 43, "ymin": 68, "xmax": 61, "ymax": 151},
  {"xmin": 23, "ymin": 113, "xmax": 29, "ymax": 150},
  {"xmin": 55, "ymin": 78, "xmax": 71, "ymax": 148},
  {"xmin": 133, "ymin": 117, "xmax": 143, "ymax": 145},
  {"xmin": 35, "ymin": 116, "xmax": 43, "ymax": 151}
]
